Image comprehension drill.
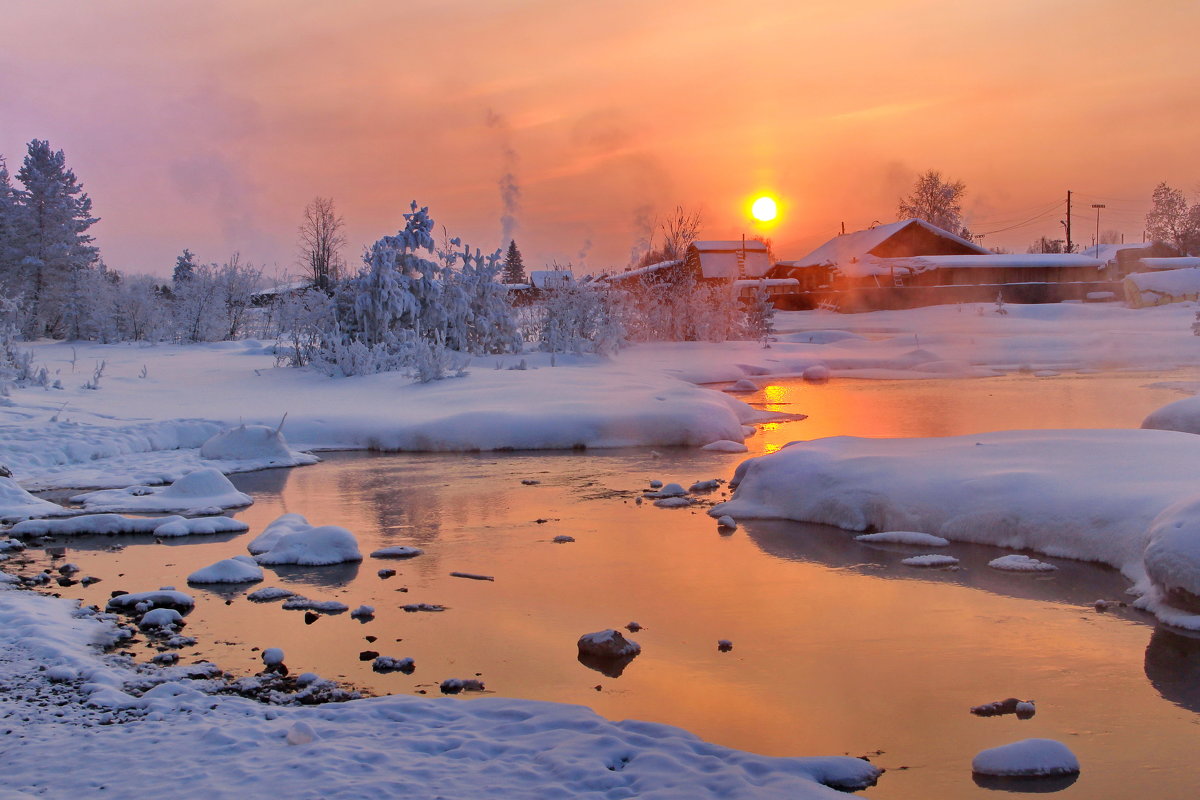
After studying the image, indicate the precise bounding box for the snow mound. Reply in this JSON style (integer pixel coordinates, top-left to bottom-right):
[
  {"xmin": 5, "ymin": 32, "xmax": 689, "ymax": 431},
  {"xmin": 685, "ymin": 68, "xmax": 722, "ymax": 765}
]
[
  {"xmin": 972, "ymin": 738, "xmax": 1080, "ymax": 777},
  {"xmin": 187, "ymin": 556, "xmax": 264, "ymax": 585},
  {"xmin": 654, "ymin": 497, "xmax": 693, "ymax": 508},
  {"xmin": 262, "ymin": 647, "xmax": 285, "ymax": 666},
  {"xmin": 70, "ymin": 468, "xmax": 252, "ymax": 514},
  {"xmin": 254, "ymin": 524, "xmax": 362, "ymax": 567},
  {"xmin": 281, "ymin": 596, "xmax": 350, "ymax": 613},
  {"xmin": 199, "ymin": 424, "xmax": 310, "ymax": 467},
  {"xmin": 0, "ymin": 476, "xmax": 74, "ymax": 523},
  {"xmin": 855, "ymin": 531, "xmax": 950, "ymax": 547},
  {"xmin": 370, "ymin": 546, "xmax": 424, "ymax": 559},
  {"xmin": 1143, "ymin": 394, "xmax": 1200, "ymax": 435},
  {"xmin": 139, "ymin": 608, "xmax": 184, "ymax": 630},
  {"xmin": 711, "ymin": 429, "xmax": 1200, "ymax": 625},
  {"xmin": 902, "ymin": 554, "xmax": 959, "ymax": 567},
  {"xmin": 10, "ymin": 513, "xmax": 248, "ymax": 538},
  {"xmin": 372, "ymin": 656, "xmax": 415, "ymax": 674},
  {"xmin": 645, "ymin": 483, "xmax": 686, "ymax": 498},
  {"xmin": 727, "ymin": 379, "xmax": 758, "ymax": 392},
  {"xmin": 989, "ymin": 554, "xmax": 1057, "ymax": 572},
  {"xmin": 717, "ymin": 515, "xmax": 737, "ymax": 530},
  {"xmin": 701, "ymin": 440, "xmax": 748, "ymax": 453},
  {"xmin": 803, "ymin": 364, "xmax": 831, "ymax": 382}
]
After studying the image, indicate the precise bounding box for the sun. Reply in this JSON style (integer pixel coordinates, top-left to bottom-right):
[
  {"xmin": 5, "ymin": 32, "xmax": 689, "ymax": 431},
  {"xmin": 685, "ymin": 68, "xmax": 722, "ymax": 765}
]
[{"xmin": 751, "ymin": 196, "xmax": 778, "ymax": 222}]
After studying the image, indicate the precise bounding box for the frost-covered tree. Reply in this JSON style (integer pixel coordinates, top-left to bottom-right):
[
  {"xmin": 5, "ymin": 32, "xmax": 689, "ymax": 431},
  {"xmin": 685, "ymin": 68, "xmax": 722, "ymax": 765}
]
[
  {"xmin": 320, "ymin": 203, "xmax": 519, "ymax": 378},
  {"xmin": 215, "ymin": 253, "xmax": 263, "ymax": 340},
  {"xmin": 502, "ymin": 239, "xmax": 526, "ymax": 284},
  {"xmin": 173, "ymin": 249, "xmax": 197, "ymax": 285},
  {"xmin": 1145, "ymin": 182, "xmax": 1199, "ymax": 256},
  {"xmin": 173, "ymin": 263, "xmax": 224, "ymax": 342},
  {"xmin": 113, "ymin": 275, "xmax": 170, "ymax": 342},
  {"xmin": 897, "ymin": 169, "xmax": 966, "ymax": 233},
  {"xmin": 273, "ymin": 288, "xmax": 335, "ymax": 367},
  {"xmin": 298, "ymin": 197, "xmax": 345, "ymax": 293},
  {"xmin": 536, "ymin": 284, "xmax": 624, "ymax": 357},
  {"xmin": 14, "ymin": 140, "xmax": 100, "ymax": 338},
  {"xmin": 743, "ymin": 281, "xmax": 776, "ymax": 346}
]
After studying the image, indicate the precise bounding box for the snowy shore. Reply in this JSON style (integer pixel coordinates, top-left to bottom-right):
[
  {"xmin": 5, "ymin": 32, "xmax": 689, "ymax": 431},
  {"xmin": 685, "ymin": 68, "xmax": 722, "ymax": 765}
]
[
  {"xmin": 0, "ymin": 586, "xmax": 880, "ymax": 799},
  {"xmin": 4, "ymin": 302, "xmax": 1200, "ymax": 491}
]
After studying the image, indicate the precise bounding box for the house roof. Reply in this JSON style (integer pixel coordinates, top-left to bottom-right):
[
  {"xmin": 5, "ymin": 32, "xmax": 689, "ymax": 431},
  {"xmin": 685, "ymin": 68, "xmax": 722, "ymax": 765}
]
[
  {"xmin": 599, "ymin": 259, "xmax": 683, "ymax": 283},
  {"xmin": 793, "ymin": 219, "xmax": 988, "ymax": 276},
  {"xmin": 686, "ymin": 240, "xmax": 771, "ymax": 279},
  {"xmin": 855, "ymin": 253, "xmax": 1104, "ymax": 279},
  {"xmin": 691, "ymin": 240, "xmax": 769, "ymax": 253},
  {"xmin": 528, "ymin": 270, "xmax": 575, "ymax": 289},
  {"xmin": 1140, "ymin": 257, "xmax": 1200, "ymax": 271}
]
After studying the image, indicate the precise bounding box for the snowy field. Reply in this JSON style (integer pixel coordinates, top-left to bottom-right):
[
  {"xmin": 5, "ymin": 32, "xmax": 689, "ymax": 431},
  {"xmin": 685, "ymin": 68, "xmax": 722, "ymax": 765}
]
[{"xmin": 6, "ymin": 301, "xmax": 1200, "ymax": 797}]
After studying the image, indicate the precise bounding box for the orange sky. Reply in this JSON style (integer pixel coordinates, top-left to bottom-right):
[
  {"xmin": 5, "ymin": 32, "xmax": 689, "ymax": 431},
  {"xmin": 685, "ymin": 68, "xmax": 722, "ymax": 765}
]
[{"xmin": 3, "ymin": 0, "xmax": 1198, "ymax": 277}]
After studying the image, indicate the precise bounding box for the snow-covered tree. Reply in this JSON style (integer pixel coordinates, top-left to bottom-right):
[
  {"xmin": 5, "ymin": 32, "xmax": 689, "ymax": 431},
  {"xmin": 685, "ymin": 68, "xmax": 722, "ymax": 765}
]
[
  {"xmin": 14, "ymin": 140, "xmax": 100, "ymax": 338},
  {"xmin": 215, "ymin": 253, "xmax": 262, "ymax": 340},
  {"xmin": 173, "ymin": 249, "xmax": 197, "ymax": 285},
  {"xmin": 1145, "ymin": 182, "xmax": 1199, "ymax": 256},
  {"xmin": 502, "ymin": 239, "xmax": 526, "ymax": 284},
  {"xmin": 273, "ymin": 288, "xmax": 335, "ymax": 367},
  {"xmin": 897, "ymin": 169, "xmax": 966, "ymax": 233},
  {"xmin": 536, "ymin": 284, "xmax": 624, "ymax": 357},
  {"xmin": 743, "ymin": 281, "xmax": 776, "ymax": 346}
]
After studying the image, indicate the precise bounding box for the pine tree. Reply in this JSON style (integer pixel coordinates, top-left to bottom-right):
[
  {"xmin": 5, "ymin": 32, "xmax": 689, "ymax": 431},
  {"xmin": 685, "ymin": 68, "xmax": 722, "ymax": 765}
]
[
  {"xmin": 173, "ymin": 249, "xmax": 197, "ymax": 284},
  {"xmin": 0, "ymin": 157, "xmax": 25, "ymax": 296},
  {"xmin": 14, "ymin": 140, "xmax": 99, "ymax": 337},
  {"xmin": 502, "ymin": 239, "xmax": 526, "ymax": 284}
]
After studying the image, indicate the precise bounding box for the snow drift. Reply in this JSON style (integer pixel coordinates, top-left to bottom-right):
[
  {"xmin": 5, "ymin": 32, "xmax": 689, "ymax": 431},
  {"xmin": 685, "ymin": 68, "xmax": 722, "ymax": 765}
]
[{"xmin": 712, "ymin": 429, "xmax": 1200, "ymax": 626}]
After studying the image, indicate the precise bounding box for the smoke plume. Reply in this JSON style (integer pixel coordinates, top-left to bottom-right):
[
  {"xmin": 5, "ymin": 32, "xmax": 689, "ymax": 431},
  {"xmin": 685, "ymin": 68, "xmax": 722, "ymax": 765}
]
[{"xmin": 486, "ymin": 109, "xmax": 520, "ymax": 246}]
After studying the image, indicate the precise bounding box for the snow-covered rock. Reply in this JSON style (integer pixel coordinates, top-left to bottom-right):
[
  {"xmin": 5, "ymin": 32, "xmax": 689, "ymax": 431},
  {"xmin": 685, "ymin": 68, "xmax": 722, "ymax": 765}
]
[
  {"xmin": 247, "ymin": 513, "xmax": 312, "ymax": 555},
  {"xmin": 372, "ymin": 656, "xmax": 415, "ymax": 674},
  {"xmin": 552, "ymin": 535, "xmax": 575, "ymax": 543},
  {"xmin": 369, "ymin": 546, "xmax": 423, "ymax": 559},
  {"xmin": 254, "ymin": 524, "xmax": 361, "ymax": 567},
  {"xmin": 988, "ymin": 554, "xmax": 1057, "ymax": 572},
  {"xmin": 653, "ymin": 497, "xmax": 692, "ymax": 508},
  {"xmin": 10, "ymin": 513, "xmax": 247, "ymax": 538},
  {"xmin": 139, "ymin": 608, "xmax": 184, "ymax": 630},
  {"xmin": 855, "ymin": 531, "xmax": 950, "ymax": 547},
  {"xmin": 972, "ymin": 738, "xmax": 1079, "ymax": 778},
  {"xmin": 70, "ymin": 468, "xmax": 252, "ymax": 514},
  {"xmin": 281, "ymin": 597, "xmax": 349, "ymax": 613},
  {"xmin": 106, "ymin": 589, "xmax": 194, "ymax": 614},
  {"xmin": 700, "ymin": 440, "xmax": 747, "ymax": 453},
  {"xmin": 246, "ymin": 587, "xmax": 295, "ymax": 602},
  {"xmin": 716, "ymin": 515, "xmax": 737, "ymax": 530},
  {"xmin": 187, "ymin": 556, "xmax": 264, "ymax": 585},
  {"xmin": 645, "ymin": 483, "xmax": 686, "ymax": 498},
  {"xmin": 262, "ymin": 647, "xmax": 285, "ymax": 666},
  {"xmin": 802, "ymin": 364, "xmax": 831, "ymax": 383},
  {"xmin": 901, "ymin": 554, "xmax": 959, "ymax": 567},
  {"xmin": 0, "ymin": 476, "xmax": 74, "ymax": 522}
]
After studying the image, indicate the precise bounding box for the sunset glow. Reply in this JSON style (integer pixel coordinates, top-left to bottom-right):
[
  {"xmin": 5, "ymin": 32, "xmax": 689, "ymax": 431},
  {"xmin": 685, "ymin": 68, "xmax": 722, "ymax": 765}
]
[{"xmin": 3, "ymin": 1, "xmax": 1197, "ymax": 275}]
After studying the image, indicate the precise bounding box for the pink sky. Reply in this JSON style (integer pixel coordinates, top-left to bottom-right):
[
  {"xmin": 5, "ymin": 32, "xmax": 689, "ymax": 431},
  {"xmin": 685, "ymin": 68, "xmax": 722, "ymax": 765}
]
[{"xmin": 3, "ymin": 0, "xmax": 1198, "ymax": 277}]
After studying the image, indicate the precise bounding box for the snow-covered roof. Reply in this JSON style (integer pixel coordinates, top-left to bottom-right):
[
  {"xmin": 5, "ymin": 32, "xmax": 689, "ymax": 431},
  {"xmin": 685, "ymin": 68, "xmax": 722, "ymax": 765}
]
[
  {"xmin": 1140, "ymin": 257, "xmax": 1200, "ymax": 271},
  {"xmin": 599, "ymin": 260, "xmax": 683, "ymax": 283},
  {"xmin": 1080, "ymin": 242, "xmax": 1152, "ymax": 261},
  {"xmin": 687, "ymin": 241, "xmax": 771, "ymax": 279},
  {"xmin": 692, "ymin": 240, "xmax": 769, "ymax": 253},
  {"xmin": 528, "ymin": 270, "xmax": 575, "ymax": 289},
  {"xmin": 793, "ymin": 219, "xmax": 988, "ymax": 274},
  {"xmin": 848, "ymin": 253, "xmax": 1104, "ymax": 279}
]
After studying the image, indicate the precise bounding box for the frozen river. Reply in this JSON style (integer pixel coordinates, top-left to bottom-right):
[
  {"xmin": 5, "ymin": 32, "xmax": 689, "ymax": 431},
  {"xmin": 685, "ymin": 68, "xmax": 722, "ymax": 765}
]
[{"xmin": 21, "ymin": 371, "xmax": 1200, "ymax": 798}]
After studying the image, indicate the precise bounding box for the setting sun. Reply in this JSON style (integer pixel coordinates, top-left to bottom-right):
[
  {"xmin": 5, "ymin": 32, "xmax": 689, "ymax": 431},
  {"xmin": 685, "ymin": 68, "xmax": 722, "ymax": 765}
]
[{"xmin": 751, "ymin": 196, "xmax": 778, "ymax": 222}]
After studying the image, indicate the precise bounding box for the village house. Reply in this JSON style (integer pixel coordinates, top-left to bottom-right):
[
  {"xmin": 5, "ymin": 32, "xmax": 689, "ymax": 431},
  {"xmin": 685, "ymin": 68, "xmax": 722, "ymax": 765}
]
[{"xmin": 773, "ymin": 219, "xmax": 1118, "ymax": 311}]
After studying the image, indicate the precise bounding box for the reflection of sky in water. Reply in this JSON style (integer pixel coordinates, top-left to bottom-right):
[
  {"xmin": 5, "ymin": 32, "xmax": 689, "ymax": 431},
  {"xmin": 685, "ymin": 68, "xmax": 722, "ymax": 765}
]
[{"xmin": 26, "ymin": 371, "xmax": 1200, "ymax": 800}]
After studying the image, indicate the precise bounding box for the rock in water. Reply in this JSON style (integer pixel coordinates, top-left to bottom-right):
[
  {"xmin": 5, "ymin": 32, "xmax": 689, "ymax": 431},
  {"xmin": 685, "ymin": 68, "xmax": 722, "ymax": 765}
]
[{"xmin": 578, "ymin": 629, "xmax": 641, "ymax": 659}]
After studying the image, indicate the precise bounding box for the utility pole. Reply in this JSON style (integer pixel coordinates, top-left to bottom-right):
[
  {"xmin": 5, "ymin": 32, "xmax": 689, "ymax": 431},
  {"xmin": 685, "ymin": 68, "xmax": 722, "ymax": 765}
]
[
  {"xmin": 1091, "ymin": 204, "xmax": 1105, "ymax": 251},
  {"xmin": 1065, "ymin": 190, "xmax": 1073, "ymax": 253}
]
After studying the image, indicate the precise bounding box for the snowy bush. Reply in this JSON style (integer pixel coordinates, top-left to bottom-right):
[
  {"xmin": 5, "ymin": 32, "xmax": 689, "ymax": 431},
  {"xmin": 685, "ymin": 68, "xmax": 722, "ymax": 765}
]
[
  {"xmin": 273, "ymin": 289, "xmax": 335, "ymax": 367},
  {"xmin": 534, "ymin": 283, "xmax": 624, "ymax": 357}
]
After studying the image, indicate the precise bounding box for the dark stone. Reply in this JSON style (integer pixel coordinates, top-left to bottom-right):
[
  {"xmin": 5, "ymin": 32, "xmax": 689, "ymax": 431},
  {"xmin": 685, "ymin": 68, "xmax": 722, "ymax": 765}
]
[{"xmin": 359, "ymin": 650, "xmax": 380, "ymax": 661}]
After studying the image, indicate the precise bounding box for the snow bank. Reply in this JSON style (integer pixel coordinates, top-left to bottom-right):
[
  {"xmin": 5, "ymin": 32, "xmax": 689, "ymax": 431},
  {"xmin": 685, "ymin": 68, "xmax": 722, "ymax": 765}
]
[
  {"xmin": 712, "ymin": 429, "xmax": 1200, "ymax": 625},
  {"xmin": 70, "ymin": 468, "xmax": 252, "ymax": 514},
  {"xmin": 187, "ymin": 556, "xmax": 264, "ymax": 585},
  {"xmin": 1125, "ymin": 268, "xmax": 1200, "ymax": 307},
  {"xmin": 988, "ymin": 554, "xmax": 1057, "ymax": 572},
  {"xmin": 9, "ymin": 513, "xmax": 247, "ymax": 538},
  {"xmin": 247, "ymin": 513, "xmax": 312, "ymax": 554},
  {"xmin": 1142, "ymin": 394, "xmax": 1200, "ymax": 435},
  {"xmin": 0, "ymin": 476, "xmax": 74, "ymax": 523},
  {"xmin": 854, "ymin": 531, "xmax": 949, "ymax": 547}
]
